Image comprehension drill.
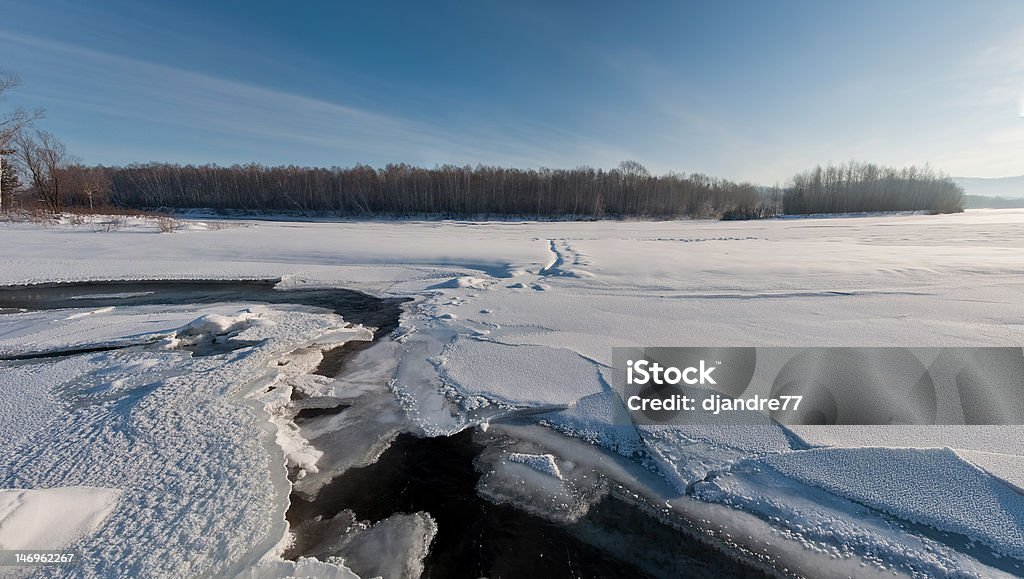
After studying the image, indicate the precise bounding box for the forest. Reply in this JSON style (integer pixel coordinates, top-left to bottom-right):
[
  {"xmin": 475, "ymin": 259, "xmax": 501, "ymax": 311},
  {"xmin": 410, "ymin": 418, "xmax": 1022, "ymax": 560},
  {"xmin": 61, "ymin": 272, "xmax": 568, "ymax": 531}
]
[
  {"xmin": 4, "ymin": 157, "xmax": 966, "ymax": 220},
  {"xmin": 87, "ymin": 160, "xmax": 962, "ymax": 219},
  {"xmin": 98, "ymin": 161, "xmax": 775, "ymax": 219}
]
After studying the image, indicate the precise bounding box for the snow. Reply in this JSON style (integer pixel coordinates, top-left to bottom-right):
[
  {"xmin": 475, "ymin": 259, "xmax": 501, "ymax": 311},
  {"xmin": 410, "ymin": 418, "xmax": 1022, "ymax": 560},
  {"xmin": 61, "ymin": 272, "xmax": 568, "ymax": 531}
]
[
  {"xmin": 0, "ymin": 486, "xmax": 121, "ymax": 550},
  {"xmin": 637, "ymin": 424, "xmax": 798, "ymax": 491},
  {"xmin": 757, "ymin": 447, "xmax": 1024, "ymax": 559},
  {"xmin": 65, "ymin": 306, "xmax": 116, "ymax": 319},
  {"xmin": 0, "ymin": 359, "xmax": 66, "ymax": 457},
  {"xmin": 241, "ymin": 557, "xmax": 359, "ymax": 579},
  {"xmin": 2, "ymin": 209, "xmax": 1024, "ymax": 576},
  {"xmin": 956, "ymin": 450, "xmax": 1024, "ymax": 493},
  {"xmin": 507, "ymin": 452, "xmax": 563, "ymax": 478},
  {"xmin": 0, "ymin": 303, "xmax": 370, "ymax": 577},
  {"xmin": 428, "ymin": 275, "xmax": 490, "ymax": 290},
  {"xmin": 437, "ymin": 339, "xmax": 603, "ymax": 408},
  {"xmin": 691, "ymin": 460, "xmax": 1012, "ymax": 578}
]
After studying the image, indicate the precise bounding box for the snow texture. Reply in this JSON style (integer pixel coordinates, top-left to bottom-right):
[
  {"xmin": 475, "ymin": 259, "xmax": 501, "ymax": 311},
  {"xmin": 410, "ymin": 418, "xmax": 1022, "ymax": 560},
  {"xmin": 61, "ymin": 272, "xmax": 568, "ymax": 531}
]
[
  {"xmin": 759, "ymin": 447, "xmax": 1024, "ymax": 559},
  {"xmin": 0, "ymin": 304, "xmax": 368, "ymax": 578}
]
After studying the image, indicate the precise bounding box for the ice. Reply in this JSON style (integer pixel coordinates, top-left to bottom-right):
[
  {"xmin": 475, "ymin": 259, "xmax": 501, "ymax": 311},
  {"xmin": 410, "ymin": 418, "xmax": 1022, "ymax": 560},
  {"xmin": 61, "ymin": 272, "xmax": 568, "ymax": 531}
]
[
  {"xmin": 177, "ymin": 310, "xmax": 267, "ymax": 338},
  {"xmin": 287, "ymin": 510, "xmax": 437, "ymax": 579},
  {"xmin": 531, "ymin": 390, "xmax": 645, "ymax": 456},
  {"xmin": 249, "ymin": 330, "xmax": 373, "ymax": 480},
  {"xmin": 476, "ymin": 433, "xmax": 609, "ymax": 524},
  {"xmin": 290, "ymin": 396, "xmax": 403, "ymax": 498},
  {"xmin": 790, "ymin": 424, "xmax": 1024, "ymax": 456},
  {"xmin": 64, "ymin": 306, "xmax": 116, "ymax": 319},
  {"xmin": 240, "ymin": 557, "xmax": 359, "ymax": 579},
  {"xmin": 0, "ymin": 304, "xmax": 234, "ymax": 357},
  {"xmin": 333, "ymin": 512, "xmax": 437, "ymax": 579},
  {"xmin": 289, "ymin": 339, "xmax": 407, "ymax": 498}
]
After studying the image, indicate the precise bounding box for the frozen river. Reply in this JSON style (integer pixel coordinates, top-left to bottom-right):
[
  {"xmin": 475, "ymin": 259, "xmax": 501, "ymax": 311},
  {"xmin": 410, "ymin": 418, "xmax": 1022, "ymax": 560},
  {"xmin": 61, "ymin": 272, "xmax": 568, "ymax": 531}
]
[{"xmin": 1, "ymin": 210, "xmax": 1023, "ymax": 577}]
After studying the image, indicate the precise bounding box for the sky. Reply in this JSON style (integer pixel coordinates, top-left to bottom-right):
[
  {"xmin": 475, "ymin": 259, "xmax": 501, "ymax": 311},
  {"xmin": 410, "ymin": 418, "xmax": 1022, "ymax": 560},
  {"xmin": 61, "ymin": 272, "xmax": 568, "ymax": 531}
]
[{"xmin": 1, "ymin": 0, "xmax": 1022, "ymax": 183}]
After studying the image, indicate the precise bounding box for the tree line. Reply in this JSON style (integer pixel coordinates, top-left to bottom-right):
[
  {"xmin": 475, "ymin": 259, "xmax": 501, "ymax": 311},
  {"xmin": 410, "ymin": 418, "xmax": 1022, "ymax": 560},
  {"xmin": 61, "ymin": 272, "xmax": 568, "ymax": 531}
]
[
  {"xmin": 784, "ymin": 162, "xmax": 963, "ymax": 215},
  {"xmin": 96, "ymin": 160, "xmax": 961, "ymax": 218},
  {"xmin": 99, "ymin": 161, "xmax": 772, "ymax": 219}
]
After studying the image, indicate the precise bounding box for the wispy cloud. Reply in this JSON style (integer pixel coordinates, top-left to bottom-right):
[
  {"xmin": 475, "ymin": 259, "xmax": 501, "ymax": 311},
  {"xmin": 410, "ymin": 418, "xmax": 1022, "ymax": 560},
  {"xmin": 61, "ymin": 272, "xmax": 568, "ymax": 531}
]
[
  {"xmin": 0, "ymin": 30, "xmax": 624, "ymax": 169},
  {"xmin": 589, "ymin": 24, "xmax": 1024, "ymax": 182},
  {"xmin": 2, "ymin": 13, "xmax": 1020, "ymax": 182}
]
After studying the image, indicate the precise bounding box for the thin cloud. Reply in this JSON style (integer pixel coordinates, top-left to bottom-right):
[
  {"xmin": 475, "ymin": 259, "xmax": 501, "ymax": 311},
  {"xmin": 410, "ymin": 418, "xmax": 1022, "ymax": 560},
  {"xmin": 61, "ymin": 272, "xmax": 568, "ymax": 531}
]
[{"xmin": 0, "ymin": 30, "xmax": 618, "ymax": 169}]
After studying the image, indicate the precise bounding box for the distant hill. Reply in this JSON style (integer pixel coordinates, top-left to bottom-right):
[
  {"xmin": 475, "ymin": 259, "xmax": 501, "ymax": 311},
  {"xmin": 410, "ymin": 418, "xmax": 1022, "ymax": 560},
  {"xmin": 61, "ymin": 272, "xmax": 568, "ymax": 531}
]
[
  {"xmin": 953, "ymin": 175, "xmax": 1024, "ymax": 199},
  {"xmin": 964, "ymin": 195, "xmax": 1024, "ymax": 209}
]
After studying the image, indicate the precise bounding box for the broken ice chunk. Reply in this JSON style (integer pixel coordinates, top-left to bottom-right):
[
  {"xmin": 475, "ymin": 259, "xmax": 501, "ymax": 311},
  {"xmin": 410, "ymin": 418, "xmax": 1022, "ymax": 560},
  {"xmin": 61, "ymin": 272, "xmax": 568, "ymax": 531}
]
[{"xmin": 507, "ymin": 452, "xmax": 562, "ymax": 479}]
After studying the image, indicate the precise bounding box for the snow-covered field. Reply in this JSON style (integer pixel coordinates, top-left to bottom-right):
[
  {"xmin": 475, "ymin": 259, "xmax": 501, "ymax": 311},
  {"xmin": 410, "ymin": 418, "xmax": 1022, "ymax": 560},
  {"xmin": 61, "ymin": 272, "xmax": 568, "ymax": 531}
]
[{"xmin": 1, "ymin": 209, "xmax": 1023, "ymax": 577}]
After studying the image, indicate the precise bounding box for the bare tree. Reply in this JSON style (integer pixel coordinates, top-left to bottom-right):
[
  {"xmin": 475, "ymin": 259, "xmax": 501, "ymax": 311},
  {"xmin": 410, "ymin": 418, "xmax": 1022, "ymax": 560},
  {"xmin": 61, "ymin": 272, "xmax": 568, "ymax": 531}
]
[
  {"xmin": 1, "ymin": 71, "xmax": 44, "ymax": 211},
  {"xmin": 0, "ymin": 72, "xmax": 43, "ymax": 145},
  {"xmin": 15, "ymin": 130, "xmax": 74, "ymax": 213},
  {"xmin": 784, "ymin": 161, "xmax": 963, "ymax": 215},
  {"xmin": 61, "ymin": 164, "xmax": 112, "ymax": 210}
]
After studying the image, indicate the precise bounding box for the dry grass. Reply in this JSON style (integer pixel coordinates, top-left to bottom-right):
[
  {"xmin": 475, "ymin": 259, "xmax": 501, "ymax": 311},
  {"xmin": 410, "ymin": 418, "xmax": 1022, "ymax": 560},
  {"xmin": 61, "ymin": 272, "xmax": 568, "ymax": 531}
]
[
  {"xmin": 92, "ymin": 218, "xmax": 123, "ymax": 232},
  {"xmin": 2, "ymin": 205, "xmax": 233, "ymax": 234},
  {"xmin": 0, "ymin": 208, "xmax": 60, "ymax": 227},
  {"xmin": 197, "ymin": 219, "xmax": 248, "ymax": 231},
  {"xmin": 154, "ymin": 215, "xmax": 182, "ymax": 233}
]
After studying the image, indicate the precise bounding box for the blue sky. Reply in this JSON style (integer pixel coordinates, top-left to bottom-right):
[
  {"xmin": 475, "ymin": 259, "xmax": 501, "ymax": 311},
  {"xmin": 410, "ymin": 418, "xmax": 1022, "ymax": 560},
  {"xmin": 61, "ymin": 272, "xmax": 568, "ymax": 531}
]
[{"xmin": 1, "ymin": 0, "xmax": 1022, "ymax": 182}]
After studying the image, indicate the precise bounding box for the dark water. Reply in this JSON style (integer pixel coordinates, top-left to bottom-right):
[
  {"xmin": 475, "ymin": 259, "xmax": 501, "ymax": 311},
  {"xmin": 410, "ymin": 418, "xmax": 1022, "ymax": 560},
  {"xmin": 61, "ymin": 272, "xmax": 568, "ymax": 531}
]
[
  {"xmin": 287, "ymin": 430, "xmax": 770, "ymax": 579},
  {"xmin": 0, "ymin": 279, "xmax": 408, "ymax": 335},
  {"xmin": 293, "ymin": 402, "xmax": 351, "ymax": 422},
  {"xmin": 1, "ymin": 342, "xmax": 131, "ymax": 360},
  {"xmin": 0, "ymin": 279, "xmax": 408, "ymax": 365}
]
